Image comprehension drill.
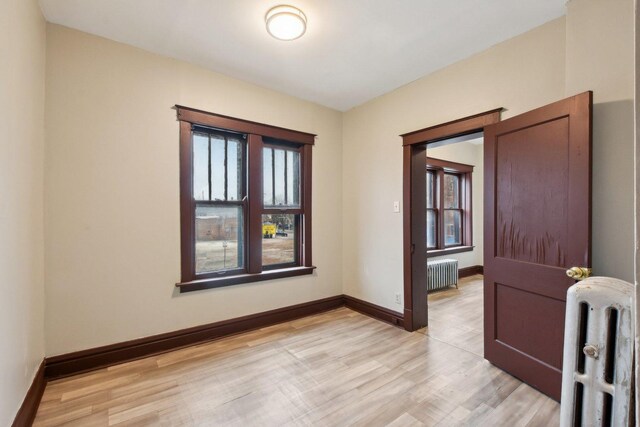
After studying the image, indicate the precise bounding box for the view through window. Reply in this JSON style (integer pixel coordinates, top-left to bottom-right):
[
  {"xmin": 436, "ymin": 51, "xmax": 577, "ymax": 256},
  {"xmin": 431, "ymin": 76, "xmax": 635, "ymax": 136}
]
[{"xmin": 177, "ymin": 106, "xmax": 315, "ymax": 291}]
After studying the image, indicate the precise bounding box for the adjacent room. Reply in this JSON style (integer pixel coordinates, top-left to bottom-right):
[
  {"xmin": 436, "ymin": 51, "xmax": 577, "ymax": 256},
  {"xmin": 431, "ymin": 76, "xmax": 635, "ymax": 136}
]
[
  {"xmin": 424, "ymin": 135, "xmax": 485, "ymax": 357},
  {"xmin": 3, "ymin": 0, "xmax": 638, "ymax": 425}
]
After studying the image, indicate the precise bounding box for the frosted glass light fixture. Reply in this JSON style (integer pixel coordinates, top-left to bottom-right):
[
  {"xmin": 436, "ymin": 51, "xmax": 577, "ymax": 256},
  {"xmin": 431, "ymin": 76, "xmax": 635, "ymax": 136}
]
[{"xmin": 265, "ymin": 5, "xmax": 307, "ymax": 41}]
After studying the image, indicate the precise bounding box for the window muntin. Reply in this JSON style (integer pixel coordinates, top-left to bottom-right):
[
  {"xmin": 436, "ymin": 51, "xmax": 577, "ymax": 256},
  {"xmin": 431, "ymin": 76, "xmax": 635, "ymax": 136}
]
[{"xmin": 426, "ymin": 158, "xmax": 472, "ymax": 252}]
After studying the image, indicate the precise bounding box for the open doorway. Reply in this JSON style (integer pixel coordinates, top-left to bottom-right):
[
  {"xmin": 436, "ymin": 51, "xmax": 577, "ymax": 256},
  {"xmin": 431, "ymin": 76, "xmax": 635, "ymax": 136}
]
[
  {"xmin": 400, "ymin": 108, "xmax": 501, "ymax": 332},
  {"xmin": 402, "ymin": 93, "xmax": 591, "ymax": 400},
  {"xmin": 423, "ymin": 134, "xmax": 484, "ymax": 356}
]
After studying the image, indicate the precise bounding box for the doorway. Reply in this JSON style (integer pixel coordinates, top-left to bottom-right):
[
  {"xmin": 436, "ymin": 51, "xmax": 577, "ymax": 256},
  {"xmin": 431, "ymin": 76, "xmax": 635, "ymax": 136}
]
[
  {"xmin": 423, "ymin": 135, "xmax": 484, "ymax": 356},
  {"xmin": 401, "ymin": 92, "xmax": 592, "ymax": 401},
  {"xmin": 400, "ymin": 109, "xmax": 501, "ymax": 332}
]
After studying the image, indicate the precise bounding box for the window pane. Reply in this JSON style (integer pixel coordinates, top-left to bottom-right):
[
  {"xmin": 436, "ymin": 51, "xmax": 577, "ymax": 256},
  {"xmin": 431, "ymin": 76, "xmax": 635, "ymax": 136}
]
[
  {"xmin": 193, "ymin": 133, "xmax": 209, "ymax": 200},
  {"xmin": 427, "ymin": 210, "xmax": 436, "ymax": 248},
  {"xmin": 211, "ymin": 135, "xmax": 225, "ymax": 200},
  {"xmin": 444, "ymin": 210, "xmax": 461, "ymax": 246},
  {"xmin": 427, "ymin": 171, "xmax": 434, "ymax": 209},
  {"xmin": 227, "ymin": 137, "xmax": 242, "ymax": 201},
  {"xmin": 262, "ymin": 214, "xmax": 296, "ymax": 266},
  {"xmin": 195, "ymin": 205, "xmax": 243, "ymax": 273},
  {"xmin": 287, "ymin": 150, "xmax": 300, "ymax": 206},
  {"xmin": 263, "ymin": 148, "xmax": 273, "ymax": 206},
  {"xmin": 263, "ymin": 147, "xmax": 301, "ymax": 208},
  {"xmin": 444, "ymin": 174, "xmax": 459, "ymax": 208},
  {"xmin": 274, "ymin": 149, "xmax": 286, "ymax": 205}
]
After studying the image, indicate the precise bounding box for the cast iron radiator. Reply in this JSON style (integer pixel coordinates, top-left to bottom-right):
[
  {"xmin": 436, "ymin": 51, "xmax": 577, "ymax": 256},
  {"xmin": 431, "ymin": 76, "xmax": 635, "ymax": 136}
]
[
  {"xmin": 560, "ymin": 276, "xmax": 634, "ymax": 426},
  {"xmin": 427, "ymin": 258, "xmax": 458, "ymax": 292}
]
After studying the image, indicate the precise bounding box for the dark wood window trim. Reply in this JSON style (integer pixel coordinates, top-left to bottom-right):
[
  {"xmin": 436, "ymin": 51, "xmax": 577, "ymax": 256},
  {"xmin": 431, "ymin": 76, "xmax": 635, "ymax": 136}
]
[
  {"xmin": 427, "ymin": 157, "xmax": 473, "ymax": 253},
  {"xmin": 176, "ymin": 105, "xmax": 316, "ymax": 145},
  {"xmin": 176, "ymin": 266, "xmax": 316, "ymax": 293},
  {"xmin": 428, "ymin": 246, "xmax": 475, "ymax": 256},
  {"xmin": 176, "ymin": 106, "xmax": 315, "ymax": 293}
]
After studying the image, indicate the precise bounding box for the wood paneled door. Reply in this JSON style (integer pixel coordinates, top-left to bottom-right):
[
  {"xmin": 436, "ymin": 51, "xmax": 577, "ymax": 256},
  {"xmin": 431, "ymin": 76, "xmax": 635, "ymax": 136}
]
[{"xmin": 483, "ymin": 91, "xmax": 592, "ymax": 401}]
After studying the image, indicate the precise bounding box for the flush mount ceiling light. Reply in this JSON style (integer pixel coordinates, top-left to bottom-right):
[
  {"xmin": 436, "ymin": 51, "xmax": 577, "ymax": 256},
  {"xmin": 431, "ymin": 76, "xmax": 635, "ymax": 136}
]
[{"xmin": 265, "ymin": 5, "xmax": 307, "ymax": 41}]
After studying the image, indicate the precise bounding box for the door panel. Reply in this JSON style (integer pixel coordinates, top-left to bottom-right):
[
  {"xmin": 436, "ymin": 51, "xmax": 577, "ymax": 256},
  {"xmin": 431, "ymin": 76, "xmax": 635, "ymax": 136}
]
[
  {"xmin": 484, "ymin": 92, "xmax": 592, "ymax": 401},
  {"xmin": 495, "ymin": 283, "xmax": 565, "ymax": 369},
  {"xmin": 495, "ymin": 117, "xmax": 569, "ymax": 267}
]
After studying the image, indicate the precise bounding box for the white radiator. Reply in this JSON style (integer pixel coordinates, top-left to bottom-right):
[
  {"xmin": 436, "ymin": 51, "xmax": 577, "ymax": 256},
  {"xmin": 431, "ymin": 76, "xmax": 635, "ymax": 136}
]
[
  {"xmin": 427, "ymin": 258, "xmax": 458, "ymax": 291},
  {"xmin": 560, "ymin": 277, "xmax": 634, "ymax": 427}
]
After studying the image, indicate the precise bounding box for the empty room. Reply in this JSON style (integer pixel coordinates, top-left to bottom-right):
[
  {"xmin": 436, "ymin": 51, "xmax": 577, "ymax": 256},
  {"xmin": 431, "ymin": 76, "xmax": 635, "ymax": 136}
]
[{"xmin": 3, "ymin": 0, "xmax": 639, "ymax": 425}]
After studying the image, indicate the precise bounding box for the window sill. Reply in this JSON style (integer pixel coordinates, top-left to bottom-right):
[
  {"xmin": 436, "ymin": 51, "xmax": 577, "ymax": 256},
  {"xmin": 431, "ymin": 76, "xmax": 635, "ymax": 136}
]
[
  {"xmin": 176, "ymin": 266, "xmax": 316, "ymax": 293},
  {"xmin": 428, "ymin": 246, "xmax": 474, "ymax": 256}
]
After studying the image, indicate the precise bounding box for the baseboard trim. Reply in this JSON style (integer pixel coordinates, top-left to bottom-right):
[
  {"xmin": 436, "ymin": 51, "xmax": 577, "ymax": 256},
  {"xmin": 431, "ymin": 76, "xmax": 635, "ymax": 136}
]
[
  {"xmin": 12, "ymin": 359, "xmax": 45, "ymax": 427},
  {"xmin": 45, "ymin": 295, "xmax": 344, "ymax": 380},
  {"xmin": 459, "ymin": 265, "xmax": 483, "ymax": 278},
  {"xmin": 343, "ymin": 295, "xmax": 404, "ymax": 328},
  {"xmin": 44, "ymin": 293, "xmax": 406, "ymax": 381}
]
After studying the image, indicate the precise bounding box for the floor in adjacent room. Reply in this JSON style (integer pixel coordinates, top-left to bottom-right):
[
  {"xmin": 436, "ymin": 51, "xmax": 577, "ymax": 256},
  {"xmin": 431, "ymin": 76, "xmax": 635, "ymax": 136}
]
[
  {"xmin": 421, "ymin": 274, "xmax": 485, "ymax": 357},
  {"xmin": 34, "ymin": 276, "xmax": 559, "ymax": 426}
]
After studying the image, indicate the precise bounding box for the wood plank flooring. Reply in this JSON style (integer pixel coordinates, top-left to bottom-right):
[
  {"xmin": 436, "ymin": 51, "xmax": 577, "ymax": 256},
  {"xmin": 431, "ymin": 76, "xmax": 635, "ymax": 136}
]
[
  {"xmin": 34, "ymin": 277, "xmax": 559, "ymax": 426},
  {"xmin": 421, "ymin": 274, "xmax": 485, "ymax": 357}
]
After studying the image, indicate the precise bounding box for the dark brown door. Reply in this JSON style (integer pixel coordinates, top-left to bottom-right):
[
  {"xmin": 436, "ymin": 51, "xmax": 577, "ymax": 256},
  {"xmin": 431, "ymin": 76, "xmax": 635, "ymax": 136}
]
[{"xmin": 483, "ymin": 92, "xmax": 592, "ymax": 401}]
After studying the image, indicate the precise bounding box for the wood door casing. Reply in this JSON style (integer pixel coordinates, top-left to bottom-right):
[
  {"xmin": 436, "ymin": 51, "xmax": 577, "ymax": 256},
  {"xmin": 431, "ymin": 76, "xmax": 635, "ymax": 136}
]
[
  {"xmin": 401, "ymin": 109, "xmax": 502, "ymax": 331},
  {"xmin": 484, "ymin": 92, "xmax": 592, "ymax": 401}
]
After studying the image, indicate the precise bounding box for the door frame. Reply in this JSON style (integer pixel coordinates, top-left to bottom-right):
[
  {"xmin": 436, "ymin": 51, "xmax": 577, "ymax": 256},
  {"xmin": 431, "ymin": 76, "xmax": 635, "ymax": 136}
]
[{"xmin": 400, "ymin": 108, "xmax": 502, "ymax": 331}]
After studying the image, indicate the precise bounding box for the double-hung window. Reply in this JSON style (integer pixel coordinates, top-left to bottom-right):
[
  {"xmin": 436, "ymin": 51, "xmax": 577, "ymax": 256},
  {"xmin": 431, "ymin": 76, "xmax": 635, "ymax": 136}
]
[
  {"xmin": 426, "ymin": 157, "xmax": 473, "ymax": 254},
  {"xmin": 176, "ymin": 106, "xmax": 315, "ymax": 292}
]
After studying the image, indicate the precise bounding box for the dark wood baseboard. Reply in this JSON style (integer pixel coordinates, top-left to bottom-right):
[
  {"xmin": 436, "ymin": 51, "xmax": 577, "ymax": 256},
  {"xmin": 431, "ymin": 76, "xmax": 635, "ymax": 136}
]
[
  {"xmin": 343, "ymin": 295, "xmax": 404, "ymax": 328},
  {"xmin": 12, "ymin": 359, "xmax": 45, "ymax": 427},
  {"xmin": 45, "ymin": 295, "xmax": 344, "ymax": 380},
  {"xmin": 44, "ymin": 294, "xmax": 406, "ymax": 381},
  {"xmin": 459, "ymin": 265, "xmax": 483, "ymax": 278}
]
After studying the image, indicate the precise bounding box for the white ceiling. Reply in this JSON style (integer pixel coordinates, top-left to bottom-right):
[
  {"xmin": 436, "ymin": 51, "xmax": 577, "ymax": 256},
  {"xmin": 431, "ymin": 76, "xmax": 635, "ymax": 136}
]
[{"xmin": 39, "ymin": 0, "xmax": 566, "ymax": 111}]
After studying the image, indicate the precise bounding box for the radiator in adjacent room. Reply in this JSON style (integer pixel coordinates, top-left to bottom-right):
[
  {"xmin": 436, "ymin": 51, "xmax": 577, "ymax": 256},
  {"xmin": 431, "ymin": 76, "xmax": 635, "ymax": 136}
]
[
  {"xmin": 560, "ymin": 276, "xmax": 634, "ymax": 427},
  {"xmin": 427, "ymin": 258, "xmax": 458, "ymax": 291}
]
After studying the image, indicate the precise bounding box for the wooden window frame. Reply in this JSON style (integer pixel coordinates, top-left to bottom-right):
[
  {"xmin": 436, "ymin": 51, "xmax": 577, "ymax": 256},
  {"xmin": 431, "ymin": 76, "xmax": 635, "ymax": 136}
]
[
  {"xmin": 426, "ymin": 157, "xmax": 474, "ymax": 255},
  {"xmin": 175, "ymin": 105, "xmax": 315, "ymax": 293}
]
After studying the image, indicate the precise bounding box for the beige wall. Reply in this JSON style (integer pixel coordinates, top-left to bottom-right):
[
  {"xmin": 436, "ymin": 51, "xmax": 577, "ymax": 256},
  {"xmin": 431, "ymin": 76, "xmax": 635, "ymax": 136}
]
[
  {"xmin": 342, "ymin": 18, "xmax": 567, "ymax": 310},
  {"xmin": 343, "ymin": 0, "xmax": 635, "ymax": 311},
  {"xmin": 565, "ymin": 0, "xmax": 635, "ymax": 282},
  {"xmin": 427, "ymin": 141, "xmax": 484, "ymax": 269},
  {"xmin": 0, "ymin": 0, "xmax": 46, "ymax": 423},
  {"xmin": 41, "ymin": 0, "xmax": 637, "ymax": 359},
  {"xmin": 44, "ymin": 25, "xmax": 343, "ymax": 356}
]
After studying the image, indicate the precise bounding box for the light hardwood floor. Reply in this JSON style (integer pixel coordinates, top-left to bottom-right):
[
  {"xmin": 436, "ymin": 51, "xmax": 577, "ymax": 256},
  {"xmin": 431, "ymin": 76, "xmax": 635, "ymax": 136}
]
[
  {"xmin": 34, "ymin": 276, "xmax": 559, "ymax": 426},
  {"xmin": 421, "ymin": 274, "xmax": 485, "ymax": 357}
]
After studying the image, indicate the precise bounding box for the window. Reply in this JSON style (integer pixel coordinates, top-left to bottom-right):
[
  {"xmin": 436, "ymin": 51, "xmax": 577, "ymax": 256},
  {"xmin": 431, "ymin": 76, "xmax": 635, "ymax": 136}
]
[
  {"xmin": 176, "ymin": 106, "xmax": 315, "ymax": 292},
  {"xmin": 426, "ymin": 157, "xmax": 473, "ymax": 254}
]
